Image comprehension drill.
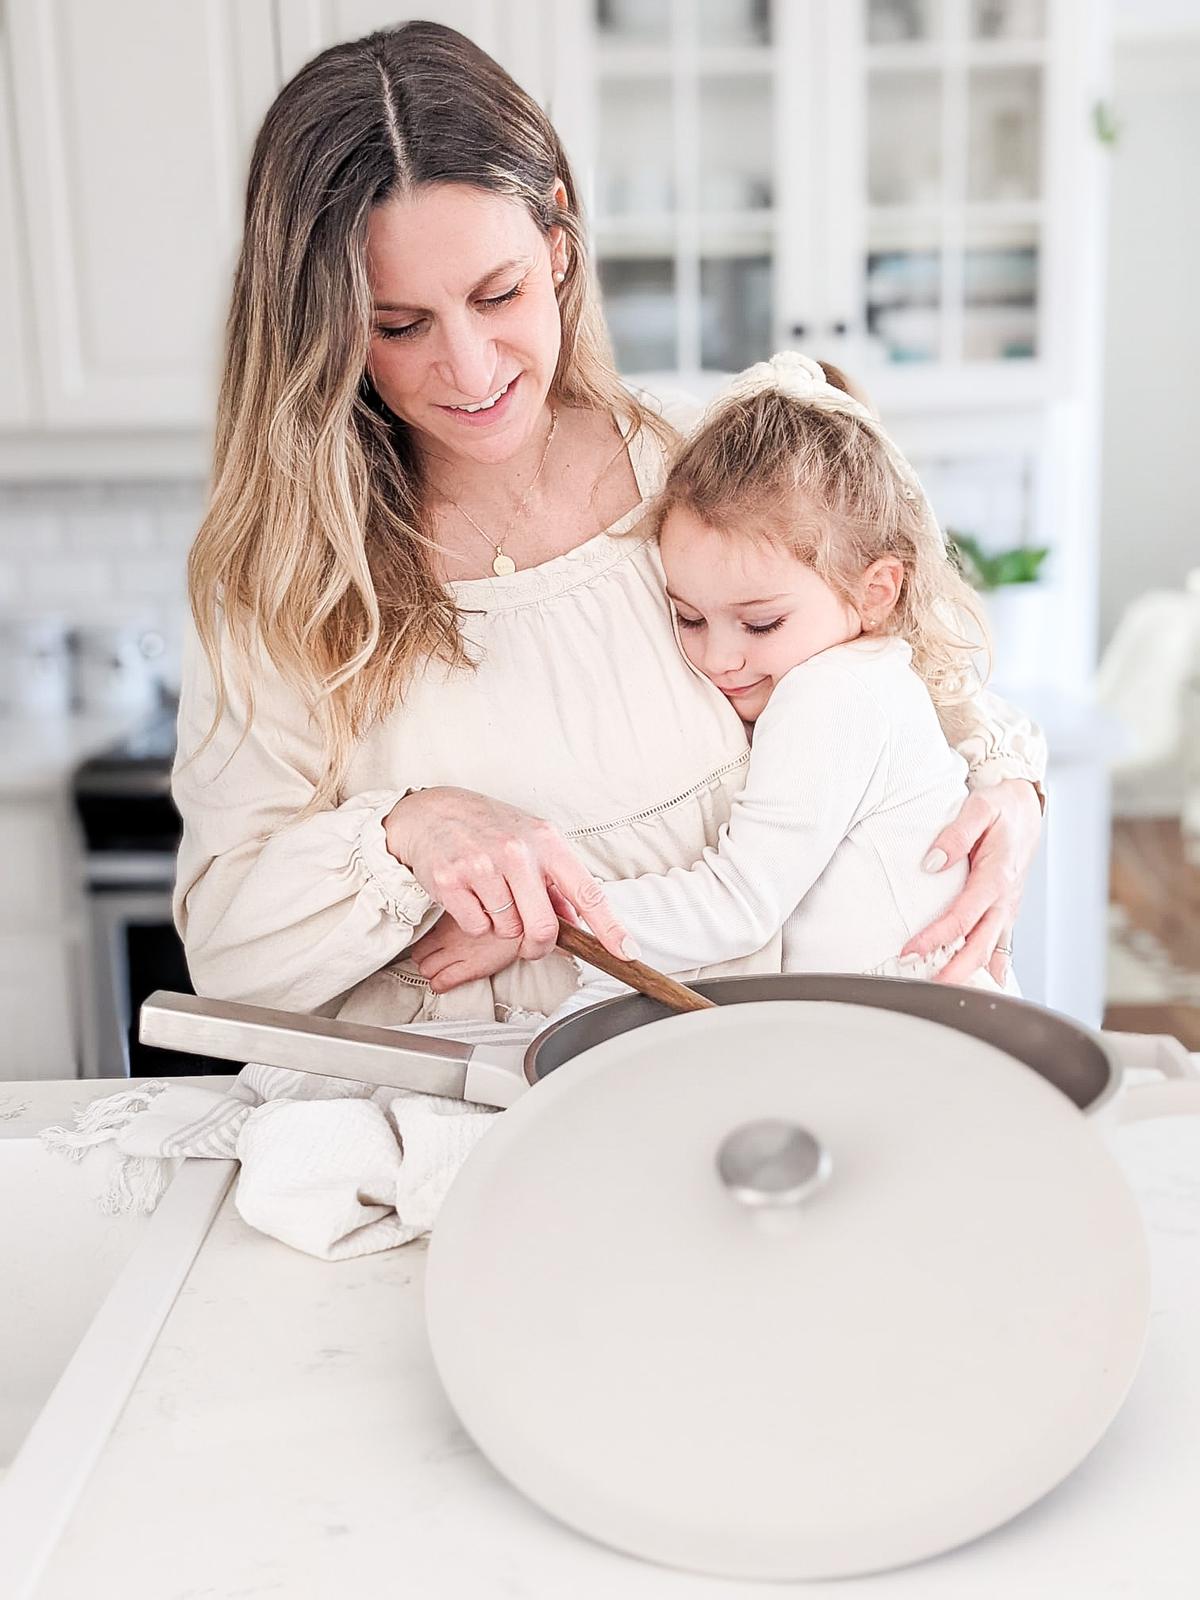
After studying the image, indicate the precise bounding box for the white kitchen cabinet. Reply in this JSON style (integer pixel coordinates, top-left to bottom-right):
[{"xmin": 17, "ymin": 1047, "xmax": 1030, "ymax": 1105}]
[
  {"xmin": 0, "ymin": 795, "xmax": 82, "ymax": 1079},
  {"xmin": 568, "ymin": 0, "xmax": 1107, "ymax": 405},
  {"xmin": 5, "ymin": 0, "xmax": 278, "ymax": 429},
  {"xmin": 561, "ymin": 0, "xmax": 1109, "ymax": 696},
  {"xmin": 0, "ymin": 18, "xmax": 34, "ymax": 426},
  {"xmin": 0, "ymin": 931, "xmax": 78, "ymax": 1079}
]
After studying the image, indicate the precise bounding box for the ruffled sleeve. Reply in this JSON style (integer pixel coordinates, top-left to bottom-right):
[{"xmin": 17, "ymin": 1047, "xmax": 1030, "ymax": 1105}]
[
  {"xmin": 171, "ymin": 623, "xmax": 441, "ymax": 1015},
  {"xmin": 949, "ymin": 685, "xmax": 1048, "ymax": 793}
]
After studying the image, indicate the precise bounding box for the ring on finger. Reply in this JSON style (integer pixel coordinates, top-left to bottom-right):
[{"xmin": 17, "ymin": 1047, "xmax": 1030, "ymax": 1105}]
[
  {"xmin": 994, "ymin": 941, "xmax": 1014, "ymax": 957},
  {"xmin": 485, "ymin": 898, "xmax": 516, "ymax": 916}
]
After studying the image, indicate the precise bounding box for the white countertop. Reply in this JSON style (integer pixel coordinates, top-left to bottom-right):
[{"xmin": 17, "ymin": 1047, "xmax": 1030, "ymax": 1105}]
[{"xmin": 9, "ymin": 1074, "xmax": 1200, "ymax": 1599}]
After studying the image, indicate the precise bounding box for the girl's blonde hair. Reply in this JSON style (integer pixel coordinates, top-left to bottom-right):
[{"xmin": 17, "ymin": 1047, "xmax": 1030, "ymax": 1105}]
[
  {"xmin": 188, "ymin": 20, "xmax": 673, "ymax": 806},
  {"xmin": 658, "ymin": 360, "xmax": 989, "ymax": 735}
]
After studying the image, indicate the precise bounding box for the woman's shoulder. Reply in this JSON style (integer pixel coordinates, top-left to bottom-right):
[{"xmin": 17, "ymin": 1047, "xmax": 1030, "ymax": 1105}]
[{"xmin": 622, "ymin": 380, "xmax": 704, "ymax": 435}]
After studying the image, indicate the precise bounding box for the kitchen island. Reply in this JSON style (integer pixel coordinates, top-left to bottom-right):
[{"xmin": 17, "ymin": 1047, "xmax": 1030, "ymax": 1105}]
[{"xmin": 7, "ymin": 1074, "xmax": 1200, "ymax": 1599}]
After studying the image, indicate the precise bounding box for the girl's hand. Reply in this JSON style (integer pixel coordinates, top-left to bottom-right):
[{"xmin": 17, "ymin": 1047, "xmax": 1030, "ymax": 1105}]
[
  {"xmin": 384, "ymin": 786, "xmax": 630, "ymax": 963},
  {"xmin": 901, "ymin": 779, "xmax": 1043, "ymax": 986},
  {"xmin": 410, "ymin": 914, "xmax": 521, "ymax": 993}
]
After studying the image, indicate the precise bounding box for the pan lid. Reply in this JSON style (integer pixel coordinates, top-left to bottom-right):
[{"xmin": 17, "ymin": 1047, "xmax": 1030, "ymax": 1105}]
[{"xmin": 425, "ymin": 1001, "xmax": 1151, "ymax": 1581}]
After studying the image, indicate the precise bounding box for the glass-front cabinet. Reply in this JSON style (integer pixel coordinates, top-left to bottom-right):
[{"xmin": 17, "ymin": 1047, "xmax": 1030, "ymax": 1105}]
[
  {"xmin": 570, "ymin": 0, "xmax": 1090, "ymax": 404},
  {"xmin": 857, "ymin": 0, "xmax": 1047, "ymax": 369},
  {"xmin": 585, "ymin": 0, "xmax": 780, "ymax": 378}
]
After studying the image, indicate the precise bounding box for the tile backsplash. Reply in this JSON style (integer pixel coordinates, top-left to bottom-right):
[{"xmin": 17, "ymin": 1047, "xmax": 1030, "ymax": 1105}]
[{"xmin": 0, "ymin": 479, "xmax": 206, "ymax": 698}]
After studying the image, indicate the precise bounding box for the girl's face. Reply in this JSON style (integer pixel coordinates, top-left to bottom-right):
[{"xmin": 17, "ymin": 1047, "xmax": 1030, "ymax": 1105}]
[
  {"xmin": 365, "ymin": 183, "xmax": 566, "ymax": 469},
  {"xmin": 659, "ymin": 508, "xmax": 863, "ymax": 723}
]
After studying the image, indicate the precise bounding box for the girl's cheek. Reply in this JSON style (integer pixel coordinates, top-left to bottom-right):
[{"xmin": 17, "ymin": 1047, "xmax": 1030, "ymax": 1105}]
[{"xmin": 677, "ymin": 629, "xmax": 707, "ymax": 674}]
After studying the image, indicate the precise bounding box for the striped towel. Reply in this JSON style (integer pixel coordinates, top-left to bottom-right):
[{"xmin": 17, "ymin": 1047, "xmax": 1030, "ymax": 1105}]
[{"xmin": 39, "ymin": 1015, "xmax": 543, "ymax": 1261}]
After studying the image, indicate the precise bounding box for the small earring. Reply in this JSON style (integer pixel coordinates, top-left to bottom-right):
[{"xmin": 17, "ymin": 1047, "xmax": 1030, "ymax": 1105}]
[{"xmin": 553, "ymin": 269, "xmax": 566, "ymax": 284}]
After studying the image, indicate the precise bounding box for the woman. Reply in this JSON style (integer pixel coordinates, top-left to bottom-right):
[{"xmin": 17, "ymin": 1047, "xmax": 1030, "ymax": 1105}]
[{"xmin": 174, "ymin": 20, "xmax": 1045, "ymax": 1030}]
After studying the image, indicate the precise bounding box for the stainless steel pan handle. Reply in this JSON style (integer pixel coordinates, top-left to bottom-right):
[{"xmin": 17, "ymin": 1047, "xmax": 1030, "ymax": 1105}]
[{"xmin": 138, "ymin": 991, "xmax": 530, "ymax": 1107}]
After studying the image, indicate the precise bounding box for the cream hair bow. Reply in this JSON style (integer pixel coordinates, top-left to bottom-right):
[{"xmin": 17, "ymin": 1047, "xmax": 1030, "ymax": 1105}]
[
  {"xmin": 722, "ymin": 350, "xmax": 872, "ymax": 420},
  {"xmin": 703, "ymin": 348, "xmax": 923, "ymax": 508}
]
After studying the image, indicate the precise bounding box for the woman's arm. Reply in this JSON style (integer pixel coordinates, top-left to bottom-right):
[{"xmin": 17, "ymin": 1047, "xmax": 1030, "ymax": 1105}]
[
  {"xmin": 909, "ymin": 685, "xmax": 1047, "ymax": 985},
  {"xmin": 174, "ymin": 625, "xmax": 631, "ymax": 1014},
  {"xmin": 172, "ymin": 625, "xmax": 442, "ymax": 1014},
  {"xmin": 949, "ymin": 684, "xmax": 1047, "ymax": 796}
]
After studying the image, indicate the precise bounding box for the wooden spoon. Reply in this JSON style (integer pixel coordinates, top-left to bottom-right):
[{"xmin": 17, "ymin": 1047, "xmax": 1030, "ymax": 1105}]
[{"xmin": 555, "ymin": 916, "xmax": 716, "ymax": 1013}]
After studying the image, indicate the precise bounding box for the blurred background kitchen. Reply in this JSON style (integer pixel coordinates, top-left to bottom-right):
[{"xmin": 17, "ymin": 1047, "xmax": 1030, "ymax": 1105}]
[{"xmin": 0, "ymin": 0, "xmax": 1196, "ymax": 1079}]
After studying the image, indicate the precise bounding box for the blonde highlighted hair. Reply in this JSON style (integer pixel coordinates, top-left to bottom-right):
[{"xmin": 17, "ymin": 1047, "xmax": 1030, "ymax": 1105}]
[
  {"xmin": 658, "ymin": 359, "xmax": 989, "ymax": 734},
  {"xmin": 188, "ymin": 20, "xmax": 673, "ymax": 807}
]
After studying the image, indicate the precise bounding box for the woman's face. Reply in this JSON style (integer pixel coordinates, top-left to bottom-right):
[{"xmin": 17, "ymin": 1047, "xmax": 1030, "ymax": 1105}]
[
  {"xmin": 365, "ymin": 183, "xmax": 565, "ymax": 468},
  {"xmin": 660, "ymin": 508, "xmax": 862, "ymax": 723}
]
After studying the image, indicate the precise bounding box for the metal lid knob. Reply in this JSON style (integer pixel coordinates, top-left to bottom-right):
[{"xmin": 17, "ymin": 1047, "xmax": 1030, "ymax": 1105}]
[{"xmin": 717, "ymin": 1119, "xmax": 831, "ymax": 1210}]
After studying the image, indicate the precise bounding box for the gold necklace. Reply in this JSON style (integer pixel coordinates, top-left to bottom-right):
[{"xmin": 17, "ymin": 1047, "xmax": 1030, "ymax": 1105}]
[{"xmin": 440, "ymin": 407, "xmax": 559, "ymax": 577}]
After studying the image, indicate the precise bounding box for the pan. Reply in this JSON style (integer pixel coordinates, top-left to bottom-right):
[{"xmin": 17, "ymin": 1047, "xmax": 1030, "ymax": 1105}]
[{"xmin": 138, "ymin": 930, "xmax": 1200, "ymax": 1581}]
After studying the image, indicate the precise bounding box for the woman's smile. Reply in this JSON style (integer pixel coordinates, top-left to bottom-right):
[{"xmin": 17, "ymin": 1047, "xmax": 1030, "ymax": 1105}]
[{"xmin": 437, "ymin": 371, "xmax": 523, "ymax": 426}]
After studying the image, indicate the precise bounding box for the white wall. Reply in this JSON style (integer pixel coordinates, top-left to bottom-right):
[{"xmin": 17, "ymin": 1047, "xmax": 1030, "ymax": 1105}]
[{"xmin": 1098, "ymin": 25, "xmax": 1200, "ymax": 646}]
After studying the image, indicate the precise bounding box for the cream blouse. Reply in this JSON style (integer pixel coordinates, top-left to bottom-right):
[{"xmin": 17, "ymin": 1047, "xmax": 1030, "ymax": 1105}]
[{"xmin": 172, "ymin": 411, "xmax": 1047, "ymax": 1028}]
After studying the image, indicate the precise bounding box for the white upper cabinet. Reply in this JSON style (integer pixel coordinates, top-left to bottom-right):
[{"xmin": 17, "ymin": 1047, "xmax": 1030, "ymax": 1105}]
[
  {"xmin": 6, "ymin": 0, "xmax": 278, "ymax": 428},
  {"xmin": 570, "ymin": 0, "xmax": 1106, "ymax": 412},
  {"xmin": 0, "ymin": 18, "xmax": 34, "ymax": 426}
]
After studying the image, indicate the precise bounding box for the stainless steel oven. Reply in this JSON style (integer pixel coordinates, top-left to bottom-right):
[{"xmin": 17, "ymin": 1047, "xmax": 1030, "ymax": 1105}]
[{"xmin": 74, "ymin": 705, "xmax": 229, "ymax": 1077}]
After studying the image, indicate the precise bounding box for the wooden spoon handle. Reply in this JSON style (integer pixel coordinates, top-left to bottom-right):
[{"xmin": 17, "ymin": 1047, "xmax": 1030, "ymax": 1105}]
[{"xmin": 555, "ymin": 917, "xmax": 716, "ymax": 1013}]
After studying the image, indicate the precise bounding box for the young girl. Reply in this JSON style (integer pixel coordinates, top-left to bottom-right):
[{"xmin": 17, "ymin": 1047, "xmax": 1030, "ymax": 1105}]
[{"xmin": 413, "ymin": 350, "xmax": 1003, "ymax": 992}]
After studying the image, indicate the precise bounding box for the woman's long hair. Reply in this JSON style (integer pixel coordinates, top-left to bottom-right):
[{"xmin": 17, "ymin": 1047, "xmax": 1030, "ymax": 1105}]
[{"xmin": 189, "ymin": 20, "xmax": 672, "ymax": 806}]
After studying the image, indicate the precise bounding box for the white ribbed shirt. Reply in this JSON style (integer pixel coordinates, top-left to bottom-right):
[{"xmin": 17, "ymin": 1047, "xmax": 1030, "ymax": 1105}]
[{"xmin": 603, "ymin": 636, "xmax": 972, "ymax": 975}]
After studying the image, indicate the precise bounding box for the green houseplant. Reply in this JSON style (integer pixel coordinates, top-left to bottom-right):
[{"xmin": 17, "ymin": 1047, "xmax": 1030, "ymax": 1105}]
[
  {"xmin": 948, "ymin": 530, "xmax": 1051, "ymax": 689},
  {"xmin": 947, "ymin": 531, "xmax": 1049, "ymax": 591}
]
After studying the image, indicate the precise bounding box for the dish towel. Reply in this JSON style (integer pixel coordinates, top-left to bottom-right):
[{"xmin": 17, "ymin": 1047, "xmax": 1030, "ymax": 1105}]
[{"xmin": 38, "ymin": 1015, "xmax": 545, "ymax": 1261}]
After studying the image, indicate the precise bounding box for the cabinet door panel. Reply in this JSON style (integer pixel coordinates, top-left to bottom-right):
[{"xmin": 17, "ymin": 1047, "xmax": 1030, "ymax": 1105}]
[
  {"xmin": 7, "ymin": 0, "xmax": 278, "ymax": 428},
  {"xmin": 0, "ymin": 932, "xmax": 78, "ymax": 1078},
  {"xmin": 0, "ymin": 804, "xmax": 67, "ymax": 925},
  {"xmin": 0, "ymin": 25, "xmax": 35, "ymax": 425}
]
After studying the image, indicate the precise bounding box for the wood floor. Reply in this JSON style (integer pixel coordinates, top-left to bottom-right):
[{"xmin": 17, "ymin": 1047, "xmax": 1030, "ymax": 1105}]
[{"xmin": 1102, "ymin": 817, "xmax": 1200, "ymax": 1050}]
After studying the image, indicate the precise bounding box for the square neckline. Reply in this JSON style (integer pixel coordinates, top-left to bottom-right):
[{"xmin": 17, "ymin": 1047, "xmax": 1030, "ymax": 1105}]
[{"xmin": 443, "ymin": 417, "xmax": 662, "ymax": 610}]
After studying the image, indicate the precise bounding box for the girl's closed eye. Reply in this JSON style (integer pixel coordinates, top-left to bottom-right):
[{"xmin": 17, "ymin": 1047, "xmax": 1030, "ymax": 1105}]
[{"xmin": 674, "ymin": 611, "xmax": 786, "ymax": 636}]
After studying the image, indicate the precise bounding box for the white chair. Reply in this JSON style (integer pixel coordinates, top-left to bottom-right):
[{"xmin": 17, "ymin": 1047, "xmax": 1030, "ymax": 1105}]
[{"xmin": 1095, "ymin": 570, "xmax": 1200, "ymax": 839}]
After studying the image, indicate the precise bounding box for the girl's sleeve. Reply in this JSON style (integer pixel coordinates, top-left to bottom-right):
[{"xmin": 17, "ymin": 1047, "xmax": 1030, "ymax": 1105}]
[
  {"xmin": 948, "ymin": 685, "xmax": 1048, "ymax": 794},
  {"xmin": 601, "ymin": 664, "xmax": 890, "ymax": 973},
  {"xmin": 171, "ymin": 624, "xmax": 441, "ymax": 1014}
]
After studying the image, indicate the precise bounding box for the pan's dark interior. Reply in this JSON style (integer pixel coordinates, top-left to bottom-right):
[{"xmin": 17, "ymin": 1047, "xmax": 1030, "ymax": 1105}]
[{"xmin": 528, "ymin": 975, "xmax": 1113, "ymax": 1111}]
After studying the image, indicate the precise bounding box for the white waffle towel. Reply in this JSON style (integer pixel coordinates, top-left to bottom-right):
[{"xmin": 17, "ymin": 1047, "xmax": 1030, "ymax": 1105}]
[{"xmin": 38, "ymin": 1016, "xmax": 544, "ymax": 1261}]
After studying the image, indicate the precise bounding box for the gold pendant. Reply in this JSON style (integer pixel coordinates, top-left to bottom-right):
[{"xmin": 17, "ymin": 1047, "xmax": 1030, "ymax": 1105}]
[{"xmin": 492, "ymin": 550, "xmax": 516, "ymax": 577}]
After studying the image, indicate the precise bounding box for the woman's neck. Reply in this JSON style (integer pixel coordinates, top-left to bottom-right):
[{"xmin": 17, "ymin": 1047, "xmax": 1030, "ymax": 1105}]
[
  {"xmin": 420, "ymin": 402, "xmax": 558, "ymax": 514},
  {"xmin": 417, "ymin": 403, "xmax": 643, "ymax": 583}
]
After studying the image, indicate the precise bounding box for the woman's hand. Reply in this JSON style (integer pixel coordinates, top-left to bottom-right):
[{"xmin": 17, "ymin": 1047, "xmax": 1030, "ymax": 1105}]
[
  {"xmin": 384, "ymin": 786, "xmax": 632, "ymax": 962},
  {"xmin": 901, "ymin": 779, "xmax": 1043, "ymax": 986},
  {"xmin": 409, "ymin": 914, "xmax": 521, "ymax": 993}
]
